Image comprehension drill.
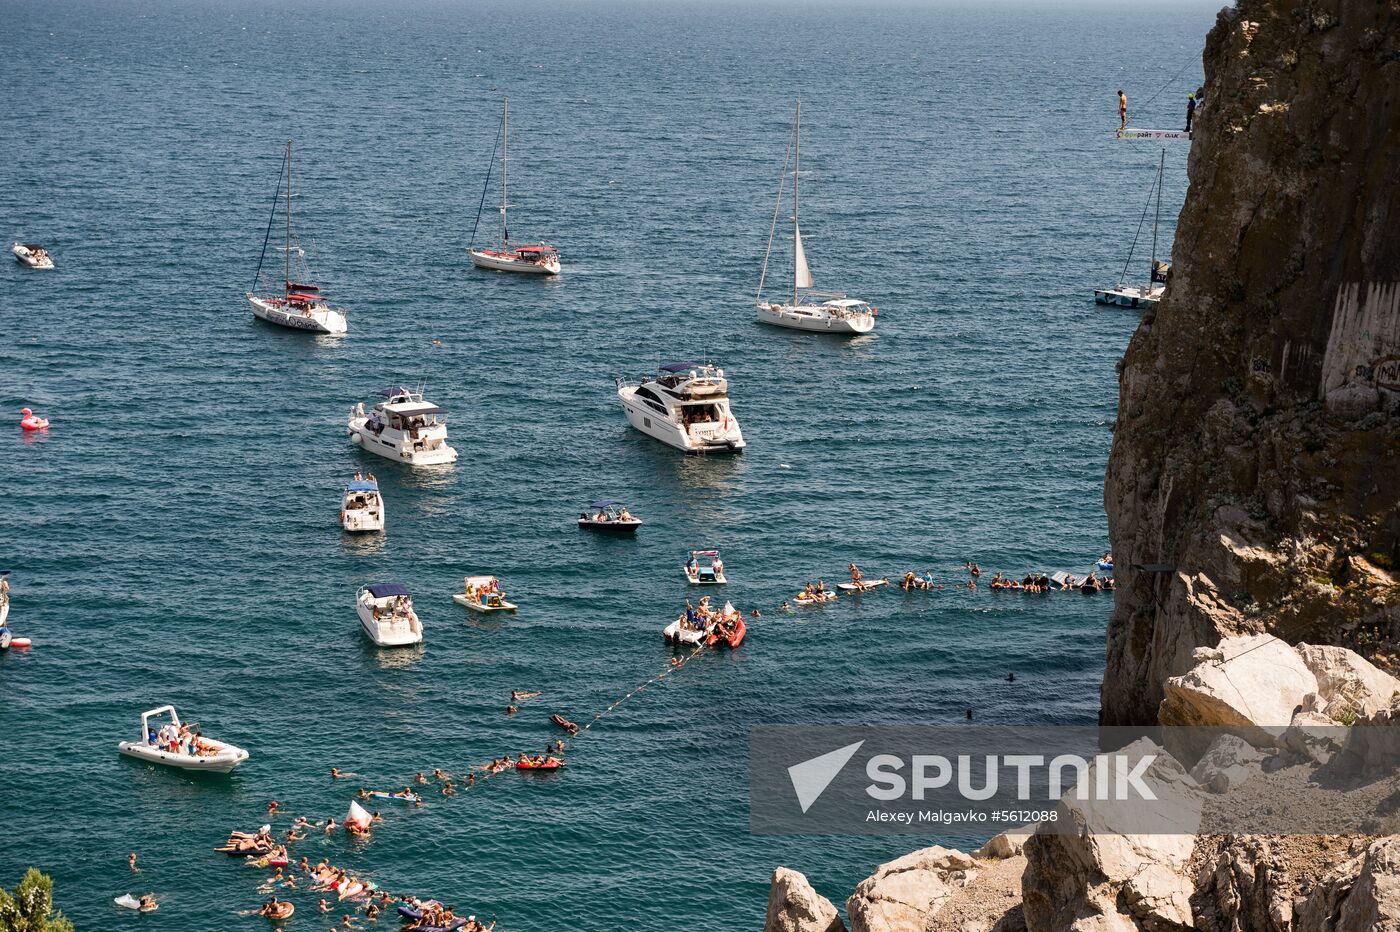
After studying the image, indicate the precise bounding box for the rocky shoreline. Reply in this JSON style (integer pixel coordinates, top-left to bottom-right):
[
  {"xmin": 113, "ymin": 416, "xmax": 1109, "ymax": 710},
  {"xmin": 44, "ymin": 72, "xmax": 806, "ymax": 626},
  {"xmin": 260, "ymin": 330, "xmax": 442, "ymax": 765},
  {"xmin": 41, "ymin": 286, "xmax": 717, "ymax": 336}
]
[{"xmin": 763, "ymin": 0, "xmax": 1400, "ymax": 926}]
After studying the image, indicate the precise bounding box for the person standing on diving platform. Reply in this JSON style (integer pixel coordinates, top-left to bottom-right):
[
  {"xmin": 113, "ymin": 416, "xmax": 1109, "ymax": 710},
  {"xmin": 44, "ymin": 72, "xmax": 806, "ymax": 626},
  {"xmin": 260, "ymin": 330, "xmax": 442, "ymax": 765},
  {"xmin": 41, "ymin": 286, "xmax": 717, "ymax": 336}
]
[{"xmin": 1118, "ymin": 89, "xmax": 1128, "ymax": 130}]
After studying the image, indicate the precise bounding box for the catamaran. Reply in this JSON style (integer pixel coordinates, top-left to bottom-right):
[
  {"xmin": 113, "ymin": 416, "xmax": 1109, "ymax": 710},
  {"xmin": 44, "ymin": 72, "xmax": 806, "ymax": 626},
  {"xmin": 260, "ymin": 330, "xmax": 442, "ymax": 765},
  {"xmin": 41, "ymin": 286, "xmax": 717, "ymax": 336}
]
[
  {"xmin": 755, "ymin": 101, "xmax": 876, "ymax": 335},
  {"xmin": 468, "ymin": 98, "xmax": 561, "ymax": 275},
  {"xmin": 246, "ymin": 141, "xmax": 348, "ymax": 334},
  {"xmin": 1095, "ymin": 150, "xmax": 1170, "ymax": 309}
]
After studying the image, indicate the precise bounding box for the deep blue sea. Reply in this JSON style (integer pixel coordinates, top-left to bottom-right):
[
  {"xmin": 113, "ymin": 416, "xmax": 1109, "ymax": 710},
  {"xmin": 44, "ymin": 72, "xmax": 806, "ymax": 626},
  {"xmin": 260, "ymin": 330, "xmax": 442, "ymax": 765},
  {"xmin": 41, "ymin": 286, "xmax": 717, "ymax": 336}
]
[{"xmin": 1, "ymin": 1, "xmax": 1210, "ymax": 928}]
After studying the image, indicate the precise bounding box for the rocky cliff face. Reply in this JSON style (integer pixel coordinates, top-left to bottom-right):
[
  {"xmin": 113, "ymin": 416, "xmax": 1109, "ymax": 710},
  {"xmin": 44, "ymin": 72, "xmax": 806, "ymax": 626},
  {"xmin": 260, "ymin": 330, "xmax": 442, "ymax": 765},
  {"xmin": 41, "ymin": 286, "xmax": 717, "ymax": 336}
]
[{"xmin": 1102, "ymin": 0, "xmax": 1400, "ymax": 725}]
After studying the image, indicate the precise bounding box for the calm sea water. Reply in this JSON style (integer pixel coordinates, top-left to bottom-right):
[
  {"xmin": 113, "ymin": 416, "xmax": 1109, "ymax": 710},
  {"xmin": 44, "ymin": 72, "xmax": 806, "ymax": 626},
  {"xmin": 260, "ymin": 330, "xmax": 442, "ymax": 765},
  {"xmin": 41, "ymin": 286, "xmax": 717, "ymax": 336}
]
[{"xmin": 1, "ymin": 1, "xmax": 1210, "ymax": 928}]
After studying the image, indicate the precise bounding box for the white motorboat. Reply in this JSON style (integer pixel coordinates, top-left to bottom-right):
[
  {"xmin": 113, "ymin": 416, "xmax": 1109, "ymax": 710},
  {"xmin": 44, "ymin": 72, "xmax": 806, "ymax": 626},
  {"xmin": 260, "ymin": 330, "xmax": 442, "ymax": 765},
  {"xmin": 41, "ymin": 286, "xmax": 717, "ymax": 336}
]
[
  {"xmin": 467, "ymin": 98, "xmax": 561, "ymax": 276},
  {"xmin": 617, "ymin": 362, "xmax": 746, "ymax": 454},
  {"xmin": 684, "ymin": 549, "xmax": 727, "ymax": 585},
  {"xmin": 754, "ymin": 101, "xmax": 876, "ymax": 335},
  {"xmin": 245, "ymin": 141, "xmax": 349, "ymax": 334},
  {"xmin": 348, "ymin": 386, "xmax": 459, "ymax": 467},
  {"xmin": 577, "ymin": 499, "xmax": 642, "ymax": 533},
  {"xmin": 452, "ymin": 575, "xmax": 517, "ymax": 612},
  {"xmin": 12, "ymin": 243, "xmax": 54, "ymax": 269},
  {"xmin": 116, "ymin": 705, "xmax": 249, "ymax": 773},
  {"xmin": 357, "ymin": 584, "xmax": 423, "ymax": 646},
  {"xmin": 341, "ymin": 476, "xmax": 385, "ymax": 532},
  {"xmin": 1096, "ymin": 150, "xmax": 1170, "ymax": 310}
]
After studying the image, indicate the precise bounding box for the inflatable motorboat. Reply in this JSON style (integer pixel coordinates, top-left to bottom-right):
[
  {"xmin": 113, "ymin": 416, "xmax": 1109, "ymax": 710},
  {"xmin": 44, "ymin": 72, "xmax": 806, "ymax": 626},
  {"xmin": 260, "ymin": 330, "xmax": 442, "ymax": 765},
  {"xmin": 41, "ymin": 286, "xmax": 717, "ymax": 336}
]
[
  {"xmin": 707, "ymin": 616, "xmax": 747, "ymax": 649},
  {"xmin": 12, "ymin": 243, "xmax": 54, "ymax": 269},
  {"xmin": 117, "ymin": 705, "xmax": 248, "ymax": 773},
  {"xmin": 664, "ymin": 615, "xmax": 710, "ymax": 646}
]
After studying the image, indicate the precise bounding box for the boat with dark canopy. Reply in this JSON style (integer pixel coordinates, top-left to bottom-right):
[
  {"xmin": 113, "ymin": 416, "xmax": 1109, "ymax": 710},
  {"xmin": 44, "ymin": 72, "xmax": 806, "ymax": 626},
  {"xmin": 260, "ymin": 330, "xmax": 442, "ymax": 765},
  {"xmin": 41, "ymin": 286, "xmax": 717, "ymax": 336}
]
[{"xmin": 577, "ymin": 500, "xmax": 641, "ymax": 533}]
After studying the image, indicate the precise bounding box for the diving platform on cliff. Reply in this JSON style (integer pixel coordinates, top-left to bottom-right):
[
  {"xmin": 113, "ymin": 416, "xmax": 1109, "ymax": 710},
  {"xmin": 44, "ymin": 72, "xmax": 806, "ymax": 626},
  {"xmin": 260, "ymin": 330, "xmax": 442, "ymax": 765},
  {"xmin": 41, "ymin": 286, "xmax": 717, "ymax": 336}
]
[{"xmin": 1117, "ymin": 128, "xmax": 1192, "ymax": 141}]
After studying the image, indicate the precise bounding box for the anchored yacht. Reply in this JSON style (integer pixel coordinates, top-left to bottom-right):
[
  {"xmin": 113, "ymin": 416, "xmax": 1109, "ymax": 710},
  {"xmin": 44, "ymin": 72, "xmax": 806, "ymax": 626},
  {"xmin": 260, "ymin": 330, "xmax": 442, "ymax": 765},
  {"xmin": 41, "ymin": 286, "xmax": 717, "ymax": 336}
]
[
  {"xmin": 348, "ymin": 387, "xmax": 458, "ymax": 467},
  {"xmin": 246, "ymin": 141, "xmax": 348, "ymax": 334},
  {"xmin": 617, "ymin": 362, "xmax": 746, "ymax": 454},
  {"xmin": 467, "ymin": 98, "xmax": 561, "ymax": 275},
  {"xmin": 754, "ymin": 101, "xmax": 876, "ymax": 335},
  {"xmin": 1095, "ymin": 150, "xmax": 1170, "ymax": 310}
]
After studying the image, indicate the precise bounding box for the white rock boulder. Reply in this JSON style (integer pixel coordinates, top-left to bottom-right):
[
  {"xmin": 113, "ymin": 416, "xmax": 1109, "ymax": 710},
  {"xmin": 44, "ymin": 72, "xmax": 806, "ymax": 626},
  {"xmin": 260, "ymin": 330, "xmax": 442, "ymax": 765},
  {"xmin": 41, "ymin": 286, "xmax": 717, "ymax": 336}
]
[
  {"xmin": 1189, "ymin": 733, "xmax": 1265, "ymax": 793},
  {"xmin": 1159, "ymin": 634, "xmax": 1319, "ymax": 742},
  {"xmin": 1296, "ymin": 643, "xmax": 1400, "ymax": 721},
  {"xmin": 844, "ymin": 846, "xmax": 978, "ymax": 932},
  {"xmin": 764, "ymin": 867, "xmax": 845, "ymax": 932}
]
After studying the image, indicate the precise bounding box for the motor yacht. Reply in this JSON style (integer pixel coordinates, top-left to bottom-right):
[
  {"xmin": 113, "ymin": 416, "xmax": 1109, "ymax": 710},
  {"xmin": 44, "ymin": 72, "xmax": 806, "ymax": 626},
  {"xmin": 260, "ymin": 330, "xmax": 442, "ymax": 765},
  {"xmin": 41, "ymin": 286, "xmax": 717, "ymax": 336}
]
[
  {"xmin": 341, "ymin": 476, "xmax": 385, "ymax": 532},
  {"xmin": 348, "ymin": 387, "xmax": 458, "ymax": 466},
  {"xmin": 116, "ymin": 705, "xmax": 249, "ymax": 773},
  {"xmin": 617, "ymin": 362, "xmax": 745, "ymax": 454},
  {"xmin": 356, "ymin": 584, "xmax": 423, "ymax": 646}
]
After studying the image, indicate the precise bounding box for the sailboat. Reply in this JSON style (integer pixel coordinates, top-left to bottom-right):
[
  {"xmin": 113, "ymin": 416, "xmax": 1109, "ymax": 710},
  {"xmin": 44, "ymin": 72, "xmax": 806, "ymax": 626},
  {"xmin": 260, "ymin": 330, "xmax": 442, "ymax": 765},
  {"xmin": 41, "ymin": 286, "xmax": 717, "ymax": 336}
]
[
  {"xmin": 755, "ymin": 101, "xmax": 876, "ymax": 335},
  {"xmin": 468, "ymin": 98, "xmax": 561, "ymax": 276},
  {"xmin": 1095, "ymin": 150, "xmax": 1170, "ymax": 309},
  {"xmin": 246, "ymin": 141, "xmax": 348, "ymax": 334}
]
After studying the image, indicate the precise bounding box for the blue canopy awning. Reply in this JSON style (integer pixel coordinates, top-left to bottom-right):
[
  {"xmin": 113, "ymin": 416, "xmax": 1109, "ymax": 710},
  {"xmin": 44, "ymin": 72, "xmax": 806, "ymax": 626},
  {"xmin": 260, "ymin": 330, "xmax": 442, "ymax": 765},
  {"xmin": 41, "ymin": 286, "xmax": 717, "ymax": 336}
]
[
  {"xmin": 347, "ymin": 479, "xmax": 379, "ymax": 492},
  {"xmin": 659, "ymin": 361, "xmax": 702, "ymax": 373},
  {"xmin": 367, "ymin": 583, "xmax": 410, "ymax": 598}
]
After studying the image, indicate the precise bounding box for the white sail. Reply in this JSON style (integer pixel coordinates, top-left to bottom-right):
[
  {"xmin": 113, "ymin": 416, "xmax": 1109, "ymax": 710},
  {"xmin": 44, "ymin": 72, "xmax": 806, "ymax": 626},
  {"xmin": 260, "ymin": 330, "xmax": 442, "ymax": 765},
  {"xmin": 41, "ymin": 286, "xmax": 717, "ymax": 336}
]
[
  {"xmin": 346, "ymin": 800, "xmax": 372, "ymax": 827},
  {"xmin": 793, "ymin": 224, "xmax": 814, "ymax": 289}
]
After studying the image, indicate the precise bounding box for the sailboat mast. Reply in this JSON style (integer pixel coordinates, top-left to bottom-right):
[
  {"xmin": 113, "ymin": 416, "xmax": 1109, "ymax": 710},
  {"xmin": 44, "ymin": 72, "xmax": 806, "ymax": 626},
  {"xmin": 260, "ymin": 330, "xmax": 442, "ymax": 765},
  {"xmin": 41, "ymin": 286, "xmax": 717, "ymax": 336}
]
[
  {"xmin": 500, "ymin": 98, "xmax": 509, "ymax": 245},
  {"xmin": 1150, "ymin": 148, "xmax": 1163, "ymax": 287},
  {"xmin": 285, "ymin": 140, "xmax": 292, "ymax": 291},
  {"xmin": 792, "ymin": 100, "xmax": 801, "ymax": 306}
]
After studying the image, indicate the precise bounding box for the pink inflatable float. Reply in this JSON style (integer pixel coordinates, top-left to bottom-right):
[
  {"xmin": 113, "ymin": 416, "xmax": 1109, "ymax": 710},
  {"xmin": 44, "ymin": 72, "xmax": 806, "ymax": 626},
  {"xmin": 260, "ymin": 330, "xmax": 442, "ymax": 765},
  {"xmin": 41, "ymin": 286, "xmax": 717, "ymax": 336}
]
[{"xmin": 20, "ymin": 408, "xmax": 48, "ymax": 431}]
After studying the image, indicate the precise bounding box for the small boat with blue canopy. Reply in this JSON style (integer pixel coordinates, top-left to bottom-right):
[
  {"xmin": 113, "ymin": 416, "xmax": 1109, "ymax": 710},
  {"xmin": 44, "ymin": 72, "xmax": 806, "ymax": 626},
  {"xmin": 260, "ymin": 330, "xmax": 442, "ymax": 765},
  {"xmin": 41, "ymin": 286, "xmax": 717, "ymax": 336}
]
[
  {"xmin": 341, "ymin": 475, "xmax": 384, "ymax": 532},
  {"xmin": 577, "ymin": 500, "xmax": 641, "ymax": 533},
  {"xmin": 685, "ymin": 550, "xmax": 727, "ymax": 585},
  {"xmin": 356, "ymin": 583, "xmax": 423, "ymax": 646}
]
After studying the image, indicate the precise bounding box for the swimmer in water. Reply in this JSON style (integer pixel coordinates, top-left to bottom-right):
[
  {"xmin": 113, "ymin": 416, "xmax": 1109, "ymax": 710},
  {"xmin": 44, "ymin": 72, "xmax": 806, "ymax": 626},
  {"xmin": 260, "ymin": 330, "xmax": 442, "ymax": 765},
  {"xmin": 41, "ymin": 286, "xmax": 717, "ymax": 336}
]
[
  {"xmin": 319, "ymin": 898, "xmax": 333, "ymax": 913},
  {"xmin": 433, "ymin": 768, "xmax": 450, "ymax": 781},
  {"xmin": 127, "ymin": 852, "xmax": 139, "ymax": 872},
  {"xmin": 415, "ymin": 772, "xmax": 428, "ymax": 784},
  {"xmin": 267, "ymin": 800, "xmax": 279, "ymax": 815}
]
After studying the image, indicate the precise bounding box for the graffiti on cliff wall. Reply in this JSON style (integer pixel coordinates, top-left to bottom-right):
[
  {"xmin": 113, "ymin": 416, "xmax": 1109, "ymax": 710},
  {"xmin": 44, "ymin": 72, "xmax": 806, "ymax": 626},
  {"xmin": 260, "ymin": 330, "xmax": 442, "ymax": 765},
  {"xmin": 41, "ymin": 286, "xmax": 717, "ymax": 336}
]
[{"xmin": 1320, "ymin": 282, "xmax": 1400, "ymax": 397}]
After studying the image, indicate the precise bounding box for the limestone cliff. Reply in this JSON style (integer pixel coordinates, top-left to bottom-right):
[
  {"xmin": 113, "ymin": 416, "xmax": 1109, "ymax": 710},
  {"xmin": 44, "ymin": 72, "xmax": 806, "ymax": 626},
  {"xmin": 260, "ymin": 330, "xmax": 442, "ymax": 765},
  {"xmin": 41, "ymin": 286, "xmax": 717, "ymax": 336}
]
[{"xmin": 1102, "ymin": 0, "xmax": 1400, "ymax": 725}]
